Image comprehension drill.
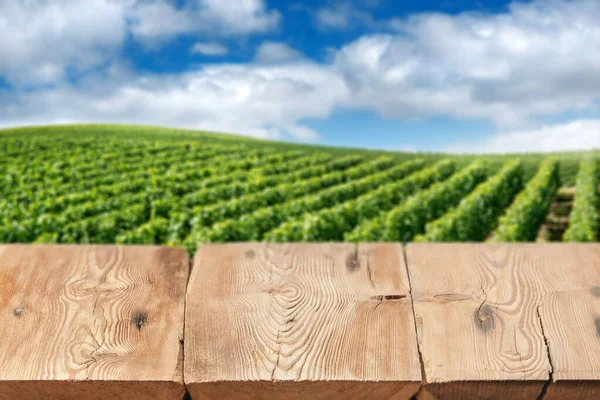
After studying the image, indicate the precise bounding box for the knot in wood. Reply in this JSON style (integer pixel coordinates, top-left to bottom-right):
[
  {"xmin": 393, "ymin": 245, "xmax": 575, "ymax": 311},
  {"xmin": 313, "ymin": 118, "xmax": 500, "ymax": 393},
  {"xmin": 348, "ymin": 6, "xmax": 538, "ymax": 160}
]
[{"xmin": 13, "ymin": 308, "xmax": 27, "ymax": 318}]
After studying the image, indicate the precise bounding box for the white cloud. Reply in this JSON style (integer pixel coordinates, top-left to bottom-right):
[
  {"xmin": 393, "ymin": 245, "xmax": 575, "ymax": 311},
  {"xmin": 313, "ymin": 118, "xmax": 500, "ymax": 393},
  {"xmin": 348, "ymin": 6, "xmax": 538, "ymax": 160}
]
[
  {"xmin": 190, "ymin": 42, "xmax": 228, "ymax": 56},
  {"xmin": 447, "ymin": 120, "xmax": 600, "ymax": 153},
  {"xmin": 334, "ymin": 0, "xmax": 600, "ymax": 126},
  {"xmin": 0, "ymin": 0, "xmax": 280, "ymax": 84},
  {"xmin": 1, "ymin": 0, "xmax": 600, "ymax": 153},
  {"xmin": 254, "ymin": 42, "xmax": 304, "ymax": 64},
  {"xmin": 315, "ymin": 3, "xmax": 375, "ymax": 30},
  {"xmin": 0, "ymin": 0, "xmax": 126, "ymax": 86},
  {"xmin": 0, "ymin": 62, "xmax": 348, "ymax": 142},
  {"xmin": 128, "ymin": 0, "xmax": 280, "ymax": 44}
]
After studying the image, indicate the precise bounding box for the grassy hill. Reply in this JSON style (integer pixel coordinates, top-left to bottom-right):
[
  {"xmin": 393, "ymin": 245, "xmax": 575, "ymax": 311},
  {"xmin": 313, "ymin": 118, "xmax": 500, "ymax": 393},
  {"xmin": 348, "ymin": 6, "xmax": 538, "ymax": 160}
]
[
  {"xmin": 2, "ymin": 124, "xmax": 593, "ymax": 181},
  {"xmin": 0, "ymin": 124, "xmax": 597, "ymax": 251}
]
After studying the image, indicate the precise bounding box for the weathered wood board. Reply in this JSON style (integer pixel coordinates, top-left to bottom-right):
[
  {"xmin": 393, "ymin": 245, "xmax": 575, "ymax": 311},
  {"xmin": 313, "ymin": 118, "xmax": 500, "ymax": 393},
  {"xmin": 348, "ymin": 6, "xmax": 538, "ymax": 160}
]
[
  {"xmin": 0, "ymin": 244, "xmax": 189, "ymax": 400},
  {"xmin": 185, "ymin": 243, "xmax": 421, "ymax": 399},
  {"xmin": 536, "ymin": 244, "xmax": 600, "ymax": 400},
  {"xmin": 406, "ymin": 243, "xmax": 600, "ymax": 400}
]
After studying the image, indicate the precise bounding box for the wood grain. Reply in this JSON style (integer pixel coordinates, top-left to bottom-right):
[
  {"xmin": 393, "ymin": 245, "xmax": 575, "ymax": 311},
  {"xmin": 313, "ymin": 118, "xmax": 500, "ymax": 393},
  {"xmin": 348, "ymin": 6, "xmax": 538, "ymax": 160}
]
[
  {"xmin": 185, "ymin": 243, "xmax": 421, "ymax": 399},
  {"xmin": 534, "ymin": 244, "xmax": 600, "ymax": 399},
  {"xmin": 0, "ymin": 244, "xmax": 188, "ymax": 400},
  {"xmin": 407, "ymin": 243, "xmax": 550, "ymax": 400},
  {"xmin": 406, "ymin": 243, "xmax": 600, "ymax": 400}
]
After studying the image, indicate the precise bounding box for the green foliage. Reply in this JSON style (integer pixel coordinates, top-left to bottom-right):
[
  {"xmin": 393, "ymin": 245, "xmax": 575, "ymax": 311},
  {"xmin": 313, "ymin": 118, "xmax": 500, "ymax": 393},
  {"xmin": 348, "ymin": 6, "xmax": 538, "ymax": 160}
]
[
  {"xmin": 189, "ymin": 159, "xmax": 426, "ymax": 243},
  {"xmin": 0, "ymin": 125, "xmax": 597, "ymax": 248},
  {"xmin": 493, "ymin": 159, "xmax": 560, "ymax": 242},
  {"xmin": 416, "ymin": 159, "xmax": 524, "ymax": 242},
  {"xmin": 116, "ymin": 218, "xmax": 170, "ymax": 245},
  {"xmin": 346, "ymin": 160, "xmax": 488, "ymax": 242},
  {"xmin": 186, "ymin": 156, "xmax": 393, "ymax": 231},
  {"xmin": 563, "ymin": 157, "xmax": 598, "ymax": 242},
  {"xmin": 263, "ymin": 159, "xmax": 455, "ymax": 241}
]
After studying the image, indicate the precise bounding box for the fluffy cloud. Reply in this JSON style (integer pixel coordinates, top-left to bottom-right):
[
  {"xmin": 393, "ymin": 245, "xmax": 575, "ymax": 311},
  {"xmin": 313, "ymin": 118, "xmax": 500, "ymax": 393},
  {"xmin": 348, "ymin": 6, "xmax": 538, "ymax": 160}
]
[
  {"xmin": 1, "ymin": 0, "xmax": 600, "ymax": 150},
  {"xmin": 0, "ymin": 0, "xmax": 280, "ymax": 85},
  {"xmin": 128, "ymin": 0, "xmax": 280, "ymax": 44},
  {"xmin": 315, "ymin": 3, "xmax": 375, "ymax": 30},
  {"xmin": 254, "ymin": 42, "xmax": 304, "ymax": 64},
  {"xmin": 0, "ymin": 0, "xmax": 126, "ymax": 86},
  {"xmin": 190, "ymin": 42, "xmax": 229, "ymax": 56},
  {"xmin": 334, "ymin": 0, "xmax": 600, "ymax": 126},
  {"xmin": 448, "ymin": 120, "xmax": 600, "ymax": 153},
  {"xmin": 0, "ymin": 63, "xmax": 348, "ymax": 141}
]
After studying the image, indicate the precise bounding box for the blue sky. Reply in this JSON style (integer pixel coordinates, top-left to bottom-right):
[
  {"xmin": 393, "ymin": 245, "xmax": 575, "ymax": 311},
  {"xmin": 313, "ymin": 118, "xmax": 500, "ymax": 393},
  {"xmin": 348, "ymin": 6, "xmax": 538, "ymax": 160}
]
[{"xmin": 1, "ymin": 0, "xmax": 600, "ymax": 153}]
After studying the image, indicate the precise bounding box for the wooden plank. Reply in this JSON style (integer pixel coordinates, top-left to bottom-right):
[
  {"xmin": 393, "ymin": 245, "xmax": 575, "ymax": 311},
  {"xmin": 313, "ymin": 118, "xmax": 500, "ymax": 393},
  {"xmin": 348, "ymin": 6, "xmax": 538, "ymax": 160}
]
[
  {"xmin": 406, "ymin": 243, "xmax": 550, "ymax": 400},
  {"xmin": 185, "ymin": 243, "xmax": 421, "ymax": 399},
  {"xmin": 535, "ymin": 244, "xmax": 600, "ymax": 400},
  {"xmin": 0, "ymin": 244, "xmax": 188, "ymax": 400},
  {"xmin": 407, "ymin": 243, "xmax": 600, "ymax": 400}
]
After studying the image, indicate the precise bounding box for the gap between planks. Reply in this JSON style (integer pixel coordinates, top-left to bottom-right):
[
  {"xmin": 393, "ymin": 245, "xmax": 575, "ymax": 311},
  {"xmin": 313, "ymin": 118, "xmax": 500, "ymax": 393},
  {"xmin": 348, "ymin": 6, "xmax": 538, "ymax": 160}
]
[
  {"xmin": 180, "ymin": 255, "xmax": 195, "ymax": 400},
  {"xmin": 402, "ymin": 244, "xmax": 428, "ymax": 400}
]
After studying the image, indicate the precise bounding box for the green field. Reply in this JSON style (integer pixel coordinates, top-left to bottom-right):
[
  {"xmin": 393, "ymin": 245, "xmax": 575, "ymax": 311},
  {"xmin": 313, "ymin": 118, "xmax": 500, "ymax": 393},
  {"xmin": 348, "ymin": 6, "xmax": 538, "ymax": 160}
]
[{"xmin": 1, "ymin": 124, "xmax": 597, "ymax": 253}]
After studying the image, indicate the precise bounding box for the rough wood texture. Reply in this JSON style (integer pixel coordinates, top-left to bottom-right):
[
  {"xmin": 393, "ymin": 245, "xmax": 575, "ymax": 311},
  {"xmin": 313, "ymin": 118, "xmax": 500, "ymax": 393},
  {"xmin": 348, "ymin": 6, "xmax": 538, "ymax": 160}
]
[
  {"xmin": 537, "ymin": 244, "xmax": 600, "ymax": 400},
  {"xmin": 0, "ymin": 244, "xmax": 188, "ymax": 400},
  {"xmin": 406, "ymin": 243, "xmax": 549, "ymax": 400},
  {"xmin": 407, "ymin": 243, "xmax": 600, "ymax": 400},
  {"xmin": 185, "ymin": 243, "xmax": 421, "ymax": 399}
]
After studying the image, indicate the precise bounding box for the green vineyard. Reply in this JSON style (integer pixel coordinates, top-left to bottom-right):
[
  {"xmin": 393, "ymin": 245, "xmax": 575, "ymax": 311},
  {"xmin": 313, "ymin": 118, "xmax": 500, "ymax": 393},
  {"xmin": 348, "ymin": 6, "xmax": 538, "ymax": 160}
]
[{"xmin": 1, "ymin": 125, "xmax": 598, "ymax": 253}]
